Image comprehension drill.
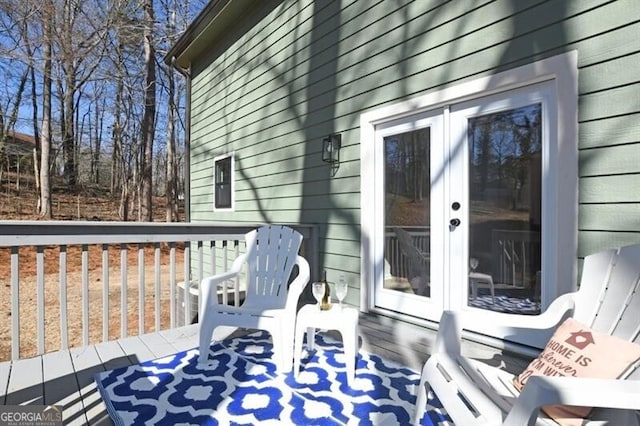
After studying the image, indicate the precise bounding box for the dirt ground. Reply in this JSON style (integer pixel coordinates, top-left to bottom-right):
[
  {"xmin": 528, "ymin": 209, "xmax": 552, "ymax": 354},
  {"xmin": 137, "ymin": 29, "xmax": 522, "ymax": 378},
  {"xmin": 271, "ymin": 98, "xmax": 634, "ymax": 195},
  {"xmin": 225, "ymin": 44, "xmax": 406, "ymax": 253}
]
[{"xmin": 0, "ymin": 177, "xmax": 187, "ymax": 361}]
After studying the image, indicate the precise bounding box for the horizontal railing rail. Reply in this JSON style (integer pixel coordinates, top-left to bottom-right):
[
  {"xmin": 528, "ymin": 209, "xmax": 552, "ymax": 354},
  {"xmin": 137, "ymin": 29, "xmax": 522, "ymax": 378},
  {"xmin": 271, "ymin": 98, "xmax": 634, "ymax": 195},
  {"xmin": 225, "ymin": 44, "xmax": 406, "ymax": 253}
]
[{"xmin": 0, "ymin": 222, "xmax": 317, "ymax": 361}]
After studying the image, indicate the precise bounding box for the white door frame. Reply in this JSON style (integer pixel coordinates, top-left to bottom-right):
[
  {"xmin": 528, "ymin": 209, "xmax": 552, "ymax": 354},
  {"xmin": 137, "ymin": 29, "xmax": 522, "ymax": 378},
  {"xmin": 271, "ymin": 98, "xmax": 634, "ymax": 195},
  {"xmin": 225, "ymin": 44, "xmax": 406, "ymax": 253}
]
[
  {"xmin": 371, "ymin": 110, "xmax": 445, "ymax": 322},
  {"xmin": 360, "ymin": 51, "xmax": 578, "ymax": 333},
  {"xmin": 447, "ymin": 83, "xmax": 556, "ymax": 316}
]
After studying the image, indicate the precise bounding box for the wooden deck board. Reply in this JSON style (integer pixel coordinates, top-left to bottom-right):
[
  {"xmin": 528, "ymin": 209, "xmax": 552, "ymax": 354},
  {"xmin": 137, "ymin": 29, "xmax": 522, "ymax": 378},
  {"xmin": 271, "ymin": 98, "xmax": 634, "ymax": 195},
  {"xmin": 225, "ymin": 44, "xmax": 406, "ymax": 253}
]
[
  {"xmin": 0, "ymin": 318, "xmax": 530, "ymax": 425},
  {"xmin": 117, "ymin": 335, "xmax": 158, "ymax": 363},
  {"xmin": 160, "ymin": 323, "xmax": 201, "ymax": 352},
  {"xmin": 42, "ymin": 350, "xmax": 86, "ymax": 424},
  {"xmin": 5, "ymin": 355, "xmax": 44, "ymax": 405},
  {"xmin": 0, "ymin": 359, "xmax": 10, "ymax": 404},
  {"xmin": 136, "ymin": 331, "xmax": 182, "ymax": 359},
  {"xmin": 358, "ymin": 313, "xmax": 436, "ymax": 371},
  {"xmin": 69, "ymin": 345, "xmax": 112, "ymax": 426},
  {"xmin": 93, "ymin": 340, "xmax": 132, "ymax": 372}
]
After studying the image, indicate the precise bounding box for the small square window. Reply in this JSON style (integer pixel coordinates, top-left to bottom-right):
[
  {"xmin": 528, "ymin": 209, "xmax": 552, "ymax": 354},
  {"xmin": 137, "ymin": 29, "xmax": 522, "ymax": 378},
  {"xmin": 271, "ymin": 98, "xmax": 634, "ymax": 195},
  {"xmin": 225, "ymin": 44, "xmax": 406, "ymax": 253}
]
[{"xmin": 213, "ymin": 153, "xmax": 234, "ymax": 210}]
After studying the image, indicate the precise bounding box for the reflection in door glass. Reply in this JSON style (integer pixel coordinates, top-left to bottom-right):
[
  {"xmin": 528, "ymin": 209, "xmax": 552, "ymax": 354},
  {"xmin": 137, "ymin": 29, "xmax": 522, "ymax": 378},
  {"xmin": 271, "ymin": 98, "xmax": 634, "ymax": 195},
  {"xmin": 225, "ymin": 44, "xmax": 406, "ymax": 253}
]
[
  {"xmin": 383, "ymin": 128, "xmax": 430, "ymax": 297},
  {"xmin": 467, "ymin": 104, "xmax": 542, "ymax": 314}
]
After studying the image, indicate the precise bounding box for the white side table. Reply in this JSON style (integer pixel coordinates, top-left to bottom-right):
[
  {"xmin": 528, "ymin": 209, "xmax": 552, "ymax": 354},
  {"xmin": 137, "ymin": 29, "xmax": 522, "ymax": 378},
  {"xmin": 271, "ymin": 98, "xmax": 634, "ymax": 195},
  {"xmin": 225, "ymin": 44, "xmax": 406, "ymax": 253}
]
[
  {"xmin": 293, "ymin": 304, "xmax": 359, "ymax": 386},
  {"xmin": 469, "ymin": 272, "xmax": 495, "ymax": 304}
]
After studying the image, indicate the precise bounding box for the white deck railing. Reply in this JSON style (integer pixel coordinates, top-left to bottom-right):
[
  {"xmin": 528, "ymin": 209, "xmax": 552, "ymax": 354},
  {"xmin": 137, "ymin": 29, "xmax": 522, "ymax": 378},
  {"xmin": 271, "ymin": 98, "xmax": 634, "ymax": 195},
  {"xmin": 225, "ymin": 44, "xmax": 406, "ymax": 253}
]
[
  {"xmin": 385, "ymin": 227, "xmax": 430, "ymax": 280},
  {"xmin": 0, "ymin": 222, "xmax": 317, "ymax": 361},
  {"xmin": 491, "ymin": 229, "xmax": 541, "ymax": 288}
]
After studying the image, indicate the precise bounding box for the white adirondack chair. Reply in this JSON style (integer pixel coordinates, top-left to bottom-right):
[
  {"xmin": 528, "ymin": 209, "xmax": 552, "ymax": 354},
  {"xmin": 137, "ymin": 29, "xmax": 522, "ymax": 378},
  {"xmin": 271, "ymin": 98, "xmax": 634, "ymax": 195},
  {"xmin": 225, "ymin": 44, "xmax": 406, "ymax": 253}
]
[
  {"xmin": 197, "ymin": 225, "xmax": 310, "ymax": 372},
  {"xmin": 414, "ymin": 244, "xmax": 640, "ymax": 425},
  {"xmin": 395, "ymin": 227, "xmax": 430, "ymax": 296}
]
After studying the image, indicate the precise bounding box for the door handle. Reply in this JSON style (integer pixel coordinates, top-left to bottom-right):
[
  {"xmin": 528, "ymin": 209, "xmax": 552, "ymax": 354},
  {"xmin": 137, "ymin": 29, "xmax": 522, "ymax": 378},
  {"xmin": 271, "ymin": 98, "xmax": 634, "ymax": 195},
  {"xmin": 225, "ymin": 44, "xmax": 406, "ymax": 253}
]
[{"xmin": 449, "ymin": 218, "xmax": 461, "ymax": 227}]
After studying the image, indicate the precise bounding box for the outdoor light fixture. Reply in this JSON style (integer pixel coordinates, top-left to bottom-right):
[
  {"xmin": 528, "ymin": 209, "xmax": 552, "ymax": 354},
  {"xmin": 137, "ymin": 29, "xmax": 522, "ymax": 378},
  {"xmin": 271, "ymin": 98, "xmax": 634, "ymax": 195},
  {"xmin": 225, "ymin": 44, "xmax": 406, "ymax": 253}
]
[{"xmin": 322, "ymin": 133, "xmax": 342, "ymax": 164}]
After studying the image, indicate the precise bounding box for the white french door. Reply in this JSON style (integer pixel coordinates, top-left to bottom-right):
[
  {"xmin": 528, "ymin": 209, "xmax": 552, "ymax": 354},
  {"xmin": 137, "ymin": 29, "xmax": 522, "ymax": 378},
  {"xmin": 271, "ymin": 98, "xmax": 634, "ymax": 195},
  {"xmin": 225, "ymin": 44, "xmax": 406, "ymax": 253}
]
[
  {"xmin": 372, "ymin": 110, "xmax": 445, "ymax": 322},
  {"xmin": 372, "ymin": 82, "xmax": 553, "ymax": 337}
]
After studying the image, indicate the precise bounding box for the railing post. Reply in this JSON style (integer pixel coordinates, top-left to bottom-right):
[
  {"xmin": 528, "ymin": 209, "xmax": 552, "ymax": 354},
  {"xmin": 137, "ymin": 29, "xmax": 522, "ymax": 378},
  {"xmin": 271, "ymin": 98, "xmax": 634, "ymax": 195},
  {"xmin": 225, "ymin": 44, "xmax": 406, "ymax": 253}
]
[
  {"xmin": 82, "ymin": 244, "xmax": 89, "ymax": 347},
  {"xmin": 59, "ymin": 245, "xmax": 69, "ymax": 350},
  {"xmin": 154, "ymin": 243, "xmax": 161, "ymax": 332},
  {"xmin": 11, "ymin": 246, "xmax": 20, "ymax": 361},
  {"xmin": 183, "ymin": 243, "xmax": 190, "ymax": 326},
  {"xmin": 234, "ymin": 240, "xmax": 240, "ymax": 306},
  {"xmin": 36, "ymin": 246, "xmax": 45, "ymax": 354},
  {"xmin": 120, "ymin": 244, "xmax": 127, "ymax": 338},
  {"xmin": 196, "ymin": 240, "xmax": 203, "ymax": 321},
  {"xmin": 102, "ymin": 244, "xmax": 109, "ymax": 342},
  {"xmin": 169, "ymin": 242, "xmax": 176, "ymax": 329},
  {"xmin": 138, "ymin": 243, "xmax": 145, "ymax": 335}
]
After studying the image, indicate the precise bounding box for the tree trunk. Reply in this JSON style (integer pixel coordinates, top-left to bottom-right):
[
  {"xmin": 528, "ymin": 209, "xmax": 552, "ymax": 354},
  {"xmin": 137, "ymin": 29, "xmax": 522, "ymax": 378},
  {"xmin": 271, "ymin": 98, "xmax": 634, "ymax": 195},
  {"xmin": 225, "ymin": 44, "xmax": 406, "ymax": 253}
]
[
  {"xmin": 92, "ymin": 95, "xmax": 104, "ymax": 185},
  {"xmin": 61, "ymin": 0, "xmax": 77, "ymax": 191},
  {"xmin": 39, "ymin": 1, "xmax": 53, "ymax": 218},
  {"xmin": 111, "ymin": 45, "xmax": 124, "ymax": 196},
  {"xmin": 166, "ymin": 66, "xmax": 178, "ymax": 222},
  {"xmin": 30, "ymin": 62, "xmax": 42, "ymax": 212},
  {"xmin": 139, "ymin": 0, "xmax": 156, "ymax": 222}
]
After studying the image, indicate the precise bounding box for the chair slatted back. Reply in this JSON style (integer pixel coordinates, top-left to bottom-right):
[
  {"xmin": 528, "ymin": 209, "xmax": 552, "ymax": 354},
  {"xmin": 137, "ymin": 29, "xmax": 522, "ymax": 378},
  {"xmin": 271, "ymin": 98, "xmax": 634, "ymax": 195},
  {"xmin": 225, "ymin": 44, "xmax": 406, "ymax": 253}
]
[
  {"xmin": 575, "ymin": 245, "xmax": 640, "ymax": 379},
  {"xmin": 395, "ymin": 227, "xmax": 429, "ymax": 284},
  {"xmin": 245, "ymin": 225, "xmax": 303, "ymax": 304}
]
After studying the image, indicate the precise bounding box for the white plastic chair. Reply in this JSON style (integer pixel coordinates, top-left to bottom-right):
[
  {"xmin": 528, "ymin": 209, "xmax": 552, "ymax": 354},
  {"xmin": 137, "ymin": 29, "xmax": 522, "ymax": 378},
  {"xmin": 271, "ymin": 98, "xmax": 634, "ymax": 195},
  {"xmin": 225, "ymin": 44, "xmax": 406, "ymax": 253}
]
[
  {"xmin": 395, "ymin": 227, "xmax": 430, "ymax": 296},
  {"xmin": 414, "ymin": 244, "xmax": 640, "ymax": 425},
  {"xmin": 197, "ymin": 225, "xmax": 310, "ymax": 372}
]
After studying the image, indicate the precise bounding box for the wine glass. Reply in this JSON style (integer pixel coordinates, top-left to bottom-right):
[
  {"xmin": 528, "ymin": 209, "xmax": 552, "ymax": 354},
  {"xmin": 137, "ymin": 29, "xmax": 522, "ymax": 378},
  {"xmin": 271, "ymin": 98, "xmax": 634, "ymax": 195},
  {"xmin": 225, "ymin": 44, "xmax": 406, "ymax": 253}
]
[
  {"xmin": 334, "ymin": 276, "xmax": 348, "ymax": 310},
  {"xmin": 469, "ymin": 257, "xmax": 479, "ymax": 273},
  {"xmin": 312, "ymin": 282, "xmax": 325, "ymax": 309}
]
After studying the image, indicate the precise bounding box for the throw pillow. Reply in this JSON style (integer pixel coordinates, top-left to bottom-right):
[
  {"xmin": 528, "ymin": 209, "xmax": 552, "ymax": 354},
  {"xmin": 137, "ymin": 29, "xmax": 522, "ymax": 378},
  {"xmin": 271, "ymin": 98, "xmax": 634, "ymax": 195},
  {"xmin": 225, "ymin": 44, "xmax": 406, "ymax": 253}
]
[{"xmin": 513, "ymin": 317, "xmax": 640, "ymax": 426}]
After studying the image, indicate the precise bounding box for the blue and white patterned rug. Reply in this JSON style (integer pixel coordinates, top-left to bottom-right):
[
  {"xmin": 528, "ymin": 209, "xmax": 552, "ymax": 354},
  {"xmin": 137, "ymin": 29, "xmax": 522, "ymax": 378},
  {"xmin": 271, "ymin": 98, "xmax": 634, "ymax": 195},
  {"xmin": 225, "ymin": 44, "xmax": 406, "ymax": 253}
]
[
  {"xmin": 95, "ymin": 331, "xmax": 451, "ymax": 425},
  {"xmin": 468, "ymin": 293, "xmax": 540, "ymax": 315}
]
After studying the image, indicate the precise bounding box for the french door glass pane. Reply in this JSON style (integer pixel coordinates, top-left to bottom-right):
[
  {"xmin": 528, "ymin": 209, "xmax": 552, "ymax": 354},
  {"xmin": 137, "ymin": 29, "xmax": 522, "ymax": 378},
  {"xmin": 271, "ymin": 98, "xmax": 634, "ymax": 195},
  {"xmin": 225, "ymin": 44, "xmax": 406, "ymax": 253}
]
[
  {"xmin": 383, "ymin": 128, "xmax": 430, "ymax": 297},
  {"xmin": 467, "ymin": 104, "xmax": 542, "ymax": 314}
]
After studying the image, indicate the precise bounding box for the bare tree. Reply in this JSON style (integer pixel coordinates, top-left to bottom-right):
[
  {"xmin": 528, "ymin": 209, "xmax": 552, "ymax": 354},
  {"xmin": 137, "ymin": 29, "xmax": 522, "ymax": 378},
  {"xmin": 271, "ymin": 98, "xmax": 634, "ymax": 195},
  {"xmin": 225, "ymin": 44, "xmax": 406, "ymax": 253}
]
[
  {"xmin": 0, "ymin": 0, "xmax": 206, "ymax": 220},
  {"xmin": 165, "ymin": 67, "xmax": 179, "ymax": 222},
  {"xmin": 38, "ymin": 0, "xmax": 53, "ymax": 217},
  {"xmin": 55, "ymin": 0, "xmax": 111, "ymax": 191},
  {"xmin": 139, "ymin": 0, "xmax": 156, "ymax": 221},
  {"xmin": 0, "ymin": 0, "xmax": 33, "ymax": 190},
  {"xmin": 161, "ymin": 0, "xmax": 179, "ymax": 222}
]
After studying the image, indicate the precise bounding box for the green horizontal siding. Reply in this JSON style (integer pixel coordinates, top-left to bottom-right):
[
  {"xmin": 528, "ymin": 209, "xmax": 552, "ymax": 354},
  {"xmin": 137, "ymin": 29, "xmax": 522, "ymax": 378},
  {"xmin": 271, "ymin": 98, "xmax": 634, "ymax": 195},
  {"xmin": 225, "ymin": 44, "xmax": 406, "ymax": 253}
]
[
  {"xmin": 573, "ymin": 1, "xmax": 640, "ymax": 259},
  {"xmin": 579, "ymin": 83, "xmax": 640, "ymax": 122},
  {"xmin": 192, "ymin": 0, "xmax": 613, "ymax": 145},
  {"xmin": 579, "ymin": 113, "xmax": 640, "ymax": 149},
  {"xmin": 579, "ymin": 204, "xmax": 640, "ymax": 232},
  {"xmin": 580, "ymin": 144, "xmax": 640, "ymax": 176},
  {"xmin": 188, "ymin": 0, "xmax": 640, "ymax": 303},
  {"xmin": 581, "ymin": 175, "xmax": 640, "ymax": 203},
  {"xmin": 579, "ymin": 52, "xmax": 640, "ymax": 94},
  {"xmin": 579, "ymin": 231, "xmax": 640, "ymax": 258}
]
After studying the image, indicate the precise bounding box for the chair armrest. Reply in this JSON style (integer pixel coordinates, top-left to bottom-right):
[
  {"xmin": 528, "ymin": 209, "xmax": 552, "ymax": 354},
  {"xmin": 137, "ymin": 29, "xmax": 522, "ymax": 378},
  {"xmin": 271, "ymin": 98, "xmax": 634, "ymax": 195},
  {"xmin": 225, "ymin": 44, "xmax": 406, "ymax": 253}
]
[
  {"xmin": 434, "ymin": 293, "xmax": 576, "ymax": 356},
  {"xmin": 433, "ymin": 310, "xmax": 464, "ymax": 356},
  {"xmin": 285, "ymin": 255, "xmax": 310, "ymax": 311},
  {"xmin": 471, "ymin": 292, "xmax": 576, "ymax": 330},
  {"xmin": 504, "ymin": 376, "xmax": 640, "ymax": 426},
  {"xmin": 199, "ymin": 253, "xmax": 248, "ymax": 312}
]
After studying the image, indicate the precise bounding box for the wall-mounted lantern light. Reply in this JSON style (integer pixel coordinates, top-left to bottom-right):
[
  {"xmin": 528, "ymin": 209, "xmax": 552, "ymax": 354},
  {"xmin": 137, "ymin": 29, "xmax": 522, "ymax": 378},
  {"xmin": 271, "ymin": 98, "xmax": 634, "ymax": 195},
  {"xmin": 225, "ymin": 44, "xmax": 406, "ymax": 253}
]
[{"xmin": 322, "ymin": 133, "xmax": 342, "ymax": 164}]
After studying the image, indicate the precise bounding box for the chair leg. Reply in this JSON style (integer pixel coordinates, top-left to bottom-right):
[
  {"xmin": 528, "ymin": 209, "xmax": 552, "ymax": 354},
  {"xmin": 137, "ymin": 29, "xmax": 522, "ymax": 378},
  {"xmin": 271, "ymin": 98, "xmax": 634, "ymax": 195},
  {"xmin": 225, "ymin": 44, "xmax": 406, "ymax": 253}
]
[
  {"xmin": 413, "ymin": 364, "xmax": 431, "ymax": 426},
  {"xmin": 280, "ymin": 336, "xmax": 294, "ymax": 373},
  {"xmin": 270, "ymin": 330, "xmax": 284, "ymax": 372},
  {"xmin": 272, "ymin": 323, "xmax": 294, "ymax": 373},
  {"xmin": 198, "ymin": 317, "xmax": 216, "ymax": 364}
]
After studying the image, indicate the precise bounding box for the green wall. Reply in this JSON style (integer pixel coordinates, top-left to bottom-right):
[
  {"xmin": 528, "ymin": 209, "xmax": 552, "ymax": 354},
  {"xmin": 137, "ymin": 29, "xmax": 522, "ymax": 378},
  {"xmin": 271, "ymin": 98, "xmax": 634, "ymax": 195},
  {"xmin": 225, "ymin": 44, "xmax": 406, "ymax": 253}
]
[{"xmin": 188, "ymin": 0, "xmax": 640, "ymax": 305}]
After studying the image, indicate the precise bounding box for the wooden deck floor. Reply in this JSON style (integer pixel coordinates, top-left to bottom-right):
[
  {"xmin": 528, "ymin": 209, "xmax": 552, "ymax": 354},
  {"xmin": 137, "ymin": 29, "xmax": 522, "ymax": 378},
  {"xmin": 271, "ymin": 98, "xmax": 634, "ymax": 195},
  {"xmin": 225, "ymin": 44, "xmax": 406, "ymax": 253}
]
[{"xmin": 0, "ymin": 313, "xmax": 532, "ymax": 425}]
